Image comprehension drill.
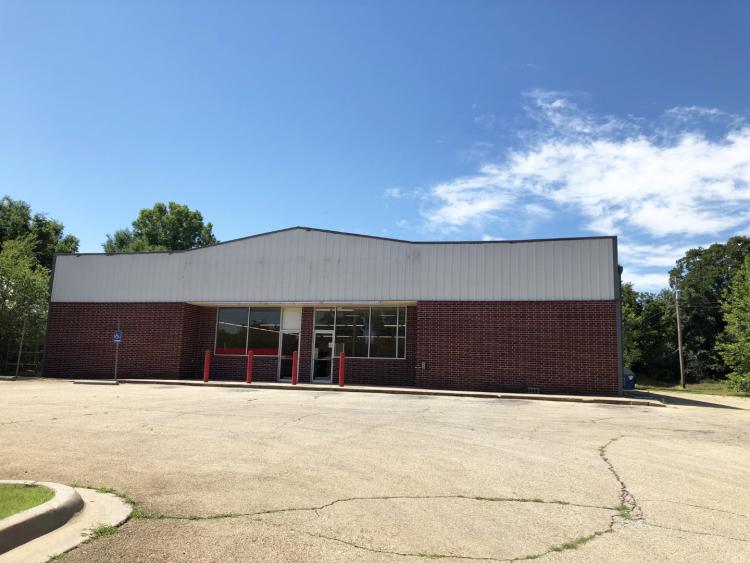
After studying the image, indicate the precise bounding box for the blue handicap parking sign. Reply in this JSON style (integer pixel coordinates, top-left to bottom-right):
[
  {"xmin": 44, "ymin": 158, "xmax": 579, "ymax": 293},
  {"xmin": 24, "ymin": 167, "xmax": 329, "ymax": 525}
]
[{"xmin": 114, "ymin": 330, "xmax": 122, "ymax": 344}]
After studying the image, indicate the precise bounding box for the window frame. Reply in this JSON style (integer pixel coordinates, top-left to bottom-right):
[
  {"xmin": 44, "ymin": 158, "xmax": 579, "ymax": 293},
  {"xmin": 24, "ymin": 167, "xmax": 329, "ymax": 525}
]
[
  {"xmin": 312, "ymin": 306, "xmax": 408, "ymax": 360},
  {"xmin": 277, "ymin": 329, "xmax": 301, "ymax": 381},
  {"xmin": 214, "ymin": 306, "xmax": 287, "ymax": 357},
  {"xmin": 213, "ymin": 307, "xmax": 251, "ymax": 356},
  {"xmin": 247, "ymin": 307, "xmax": 282, "ymax": 357}
]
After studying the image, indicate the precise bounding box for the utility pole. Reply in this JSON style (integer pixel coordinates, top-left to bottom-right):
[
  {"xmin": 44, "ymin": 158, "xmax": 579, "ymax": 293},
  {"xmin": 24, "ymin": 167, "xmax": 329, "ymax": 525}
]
[
  {"xmin": 15, "ymin": 316, "xmax": 27, "ymax": 378},
  {"xmin": 675, "ymin": 289, "xmax": 685, "ymax": 389}
]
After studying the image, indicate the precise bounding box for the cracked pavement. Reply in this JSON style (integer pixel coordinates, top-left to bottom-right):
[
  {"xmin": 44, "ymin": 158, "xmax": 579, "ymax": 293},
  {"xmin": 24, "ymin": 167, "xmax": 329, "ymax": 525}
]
[{"xmin": 1, "ymin": 380, "xmax": 749, "ymax": 562}]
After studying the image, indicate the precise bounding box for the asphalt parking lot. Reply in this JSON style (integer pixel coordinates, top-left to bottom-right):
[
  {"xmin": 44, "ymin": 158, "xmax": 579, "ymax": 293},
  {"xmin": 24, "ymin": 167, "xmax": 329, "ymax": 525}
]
[{"xmin": 1, "ymin": 379, "xmax": 749, "ymax": 562}]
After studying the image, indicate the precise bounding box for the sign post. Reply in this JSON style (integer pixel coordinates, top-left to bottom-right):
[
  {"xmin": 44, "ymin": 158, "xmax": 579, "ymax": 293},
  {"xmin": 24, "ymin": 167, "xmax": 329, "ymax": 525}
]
[{"xmin": 113, "ymin": 321, "xmax": 122, "ymax": 382}]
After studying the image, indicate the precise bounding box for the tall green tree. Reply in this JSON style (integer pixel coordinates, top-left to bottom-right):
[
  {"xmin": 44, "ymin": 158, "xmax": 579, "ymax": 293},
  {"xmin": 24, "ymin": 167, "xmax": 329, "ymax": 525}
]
[
  {"xmin": 718, "ymin": 257, "xmax": 750, "ymax": 393},
  {"xmin": 630, "ymin": 289, "xmax": 679, "ymax": 381},
  {"xmin": 621, "ymin": 282, "xmax": 642, "ymax": 369},
  {"xmin": 0, "ymin": 196, "xmax": 79, "ymax": 268},
  {"xmin": 669, "ymin": 236, "xmax": 750, "ymax": 380},
  {"xmin": 103, "ymin": 202, "xmax": 217, "ymax": 252},
  {"xmin": 0, "ymin": 237, "xmax": 50, "ymax": 371}
]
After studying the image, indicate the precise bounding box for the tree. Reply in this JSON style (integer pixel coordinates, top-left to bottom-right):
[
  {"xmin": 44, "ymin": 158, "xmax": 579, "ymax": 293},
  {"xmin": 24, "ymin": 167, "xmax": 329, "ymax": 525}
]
[
  {"xmin": 0, "ymin": 196, "xmax": 79, "ymax": 268},
  {"xmin": 0, "ymin": 237, "xmax": 50, "ymax": 372},
  {"xmin": 630, "ymin": 289, "xmax": 679, "ymax": 381},
  {"xmin": 718, "ymin": 258, "xmax": 750, "ymax": 393},
  {"xmin": 621, "ymin": 283, "xmax": 642, "ymax": 369},
  {"xmin": 103, "ymin": 202, "xmax": 217, "ymax": 252},
  {"xmin": 669, "ymin": 236, "xmax": 750, "ymax": 380}
]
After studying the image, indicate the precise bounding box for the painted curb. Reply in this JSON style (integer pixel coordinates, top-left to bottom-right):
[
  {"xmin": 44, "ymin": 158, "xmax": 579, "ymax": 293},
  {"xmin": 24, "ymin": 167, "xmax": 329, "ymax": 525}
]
[
  {"xmin": 0, "ymin": 481, "xmax": 84, "ymax": 555},
  {"xmin": 115, "ymin": 378, "xmax": 664, "ymax": 407}
]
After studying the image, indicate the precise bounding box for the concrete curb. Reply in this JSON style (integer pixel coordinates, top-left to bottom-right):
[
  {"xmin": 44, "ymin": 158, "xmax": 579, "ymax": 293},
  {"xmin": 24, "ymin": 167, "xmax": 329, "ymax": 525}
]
[
  {"xmin": 73, "ymin": 380, "xmax": 119, "ymax": 385},
  {"xmin": 0, "ymin": 375, "xmax": 18, "ymax": 381},
  {"xmin": 115, "ymin": 378, "xmax": 664, "ymax": 407},
  {"xmin": 0, "ymin": 481, "xmax": 84, "ymax": 555}
]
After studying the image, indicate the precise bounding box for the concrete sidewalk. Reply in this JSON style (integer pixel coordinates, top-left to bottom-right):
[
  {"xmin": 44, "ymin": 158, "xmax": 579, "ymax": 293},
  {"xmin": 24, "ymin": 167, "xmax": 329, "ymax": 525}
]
[{"xmin": 113, "ymin": 377, "xmax": 664, "ymax": 407}]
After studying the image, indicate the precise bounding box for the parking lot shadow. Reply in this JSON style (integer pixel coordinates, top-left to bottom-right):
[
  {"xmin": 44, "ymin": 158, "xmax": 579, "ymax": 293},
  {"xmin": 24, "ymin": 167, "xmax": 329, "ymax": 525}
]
[{"xmin": 627, "ymin": 390, "xmax": 745, "ymax": 410}]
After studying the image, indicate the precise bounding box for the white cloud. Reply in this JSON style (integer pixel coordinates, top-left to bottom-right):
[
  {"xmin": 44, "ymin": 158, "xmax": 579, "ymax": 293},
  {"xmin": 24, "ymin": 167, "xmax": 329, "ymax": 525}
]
[
  {"xmin": 621, "ymin": 270, "xmax": 670, "ymax": 292},
  {"xmin": 459, "ymin": 141, "xmax": 495, "ymax": 163},
  {"xmin": 617, "ymin": 241, "xmax": 696, "ymax": 268},
  {"xmin": 665, "ymin": 105, "xmax": 727, "ymax": 121},
  {"xmin": 384, "ymin": 187, "xmax": 402, "ymax": 199},
  {"xmin": 421, "ymin": 164, "xmax": 513, "ymax": 228},
  {"xmin": 424, "ymin": 91, "xmax": 750, "ymax": 238},
  {"xmin": 416, "ymin": 91, "xmax": 750, "ymax": 290},
  {"xmin": 524, "ymin": 203, "xmax": 554, "ymax": 219}
]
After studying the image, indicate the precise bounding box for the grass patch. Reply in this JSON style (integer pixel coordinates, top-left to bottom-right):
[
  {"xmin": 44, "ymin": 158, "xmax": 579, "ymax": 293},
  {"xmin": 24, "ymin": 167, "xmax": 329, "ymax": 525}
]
[
  {"xmin": 615, "ymin": 502, "xmax": 632, "ymax": 520},
  {"xmin": 636, "ymin": 380, "xmax": 749, "ymax": 397},
  {"xmin": 84, "ymin": 523, "xmax": 119, "ymax": 541},
  {"xmin": 70, "ymin": 483, "xmax": 151, "ymax": 519},
  {"xmin": 68, "ymin": 483, "xmax": 241, "ymax": 521},
  {"xmin": 187, "ymin": 512, "xmax": 242, "ymax": 520},
  {"xmin": 550, "ymin": 532, "xmax": 599, "ymax": 552},
  {"xmin": 473, "ymin": 496, "xmax": 546, "ymax": 503},
  {"xmin": 519, "ymin": 529, "xmax": 610, "ymax": 560},
  {"xmin": 0, "ymin": 483, "xmax": 54, "ymax": 519}
]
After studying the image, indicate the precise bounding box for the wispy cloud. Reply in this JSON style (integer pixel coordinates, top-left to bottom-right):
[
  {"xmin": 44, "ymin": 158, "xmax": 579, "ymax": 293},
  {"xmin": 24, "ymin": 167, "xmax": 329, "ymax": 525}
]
[
  {"xmin": 621, "ymin": 269, "xmax": 670, "ymax": 292},
  {"xmin": 414, "ymin": 90, "xmax": 750, "ymax": 289},
  {"xmin": 473, "ymin": 113, "xmax": 497, "ymax": 129},
  {"xmin": 471, "ymin": 103, "xmax": 498, "ymax": 131},
  {"xmin": 617, "ymin": 241, "xmax": 697, "ymax": 268},
  {"xmin": 425, "ymin": 91, "xmax": 750, "ymax": 236}
]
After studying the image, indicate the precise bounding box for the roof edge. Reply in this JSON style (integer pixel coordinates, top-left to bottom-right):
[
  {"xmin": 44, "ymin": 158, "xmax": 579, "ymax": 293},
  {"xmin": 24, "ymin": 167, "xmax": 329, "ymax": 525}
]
[{"xmin": 55, "ymin": 226, "xmax": 617, "ymax": 257}]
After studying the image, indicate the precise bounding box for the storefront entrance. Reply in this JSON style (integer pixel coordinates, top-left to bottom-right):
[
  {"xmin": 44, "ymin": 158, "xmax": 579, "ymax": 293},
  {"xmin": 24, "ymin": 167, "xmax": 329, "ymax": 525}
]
[
  {"xmin": 277, "ymin": 331, "xmax": 299, "ymax": 381},
  {"xmin": 312, "ymin": 331, "xmax": 333, "ymax": 383}
]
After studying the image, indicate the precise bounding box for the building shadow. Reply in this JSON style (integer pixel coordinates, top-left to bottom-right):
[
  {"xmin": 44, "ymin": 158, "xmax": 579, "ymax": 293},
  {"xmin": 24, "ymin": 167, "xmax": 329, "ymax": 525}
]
[{"xmin": 627, "ymin": 390, "xmax": 745, "ymax": 410}]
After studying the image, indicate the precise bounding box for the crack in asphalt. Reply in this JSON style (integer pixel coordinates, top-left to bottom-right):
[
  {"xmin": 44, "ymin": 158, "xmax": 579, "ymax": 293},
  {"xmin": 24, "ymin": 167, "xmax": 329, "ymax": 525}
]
[
  {"xmin": 127, "ymin": 493, "xmax": 623, "ymax": 562},
  {"xmin": 71, "ymin": 435, "xmax": 650, "ymax": 562},
  {"xmin": 0, "ymin": 412, "xmax": 97, "ymax": 425},
  {"xmin": 135, "ymin": 494, "xmax": 617, "ymax": 521},
  {"xmin": 639, "ymin": 498, "xmax": 749, "ymax": 519},
  {"xmin": 599, "ymin": 436, "xmax": 643, "ymax": 521},
  {"xmin": 272, "ymin": 413, "xmax": 319, "ymax": 433},
  {"xmin": 643, "ymin": 522, "xmax": 750, "ymax": 544}
]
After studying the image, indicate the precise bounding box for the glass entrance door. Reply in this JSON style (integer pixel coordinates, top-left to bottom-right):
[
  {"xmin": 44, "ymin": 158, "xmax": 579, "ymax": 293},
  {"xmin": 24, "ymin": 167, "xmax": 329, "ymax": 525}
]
[
  {"xmin": 278, "ymin": 332, "xmax": 299, "ymax": 381},
  {"xmin": 312, "ymin": 331, "xmax": 333, "ymax": 383}
]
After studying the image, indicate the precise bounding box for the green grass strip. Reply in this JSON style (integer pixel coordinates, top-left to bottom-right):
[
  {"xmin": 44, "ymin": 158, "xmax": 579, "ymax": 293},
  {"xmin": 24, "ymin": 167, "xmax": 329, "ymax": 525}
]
[{"xmin": 0, "ymin": 483, "xmax": 54, "ymax": 519}]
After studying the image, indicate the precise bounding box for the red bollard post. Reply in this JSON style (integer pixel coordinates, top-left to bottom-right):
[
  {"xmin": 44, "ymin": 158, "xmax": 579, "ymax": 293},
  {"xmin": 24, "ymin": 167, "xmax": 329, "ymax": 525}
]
[
  {"xmin": 246, "ymin": 350, "xmax": 254, "ymax": 384},
  {"xmin": 291, "ymin": 351, "xmax": 298, "ymax": 385},
  {"xmin": 203, "ymin": 350, "xmax": 211, "ymax": 382},
  {"xmin": 338, "ymin": 351, "xmax": 345, "ymax": 387}
]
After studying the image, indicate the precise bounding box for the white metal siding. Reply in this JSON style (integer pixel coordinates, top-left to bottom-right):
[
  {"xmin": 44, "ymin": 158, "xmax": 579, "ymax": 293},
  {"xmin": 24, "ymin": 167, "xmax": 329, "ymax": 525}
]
[{"xmin": 51, "ymin": 228, "xmax": 616, "ymax": 303}]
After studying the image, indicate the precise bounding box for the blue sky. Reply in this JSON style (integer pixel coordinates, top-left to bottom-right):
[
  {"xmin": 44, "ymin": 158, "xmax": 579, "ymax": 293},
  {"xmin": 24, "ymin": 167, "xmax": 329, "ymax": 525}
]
[{"xmin": 2, "ymin": 1, "xmax": 750, "ymax": 290}]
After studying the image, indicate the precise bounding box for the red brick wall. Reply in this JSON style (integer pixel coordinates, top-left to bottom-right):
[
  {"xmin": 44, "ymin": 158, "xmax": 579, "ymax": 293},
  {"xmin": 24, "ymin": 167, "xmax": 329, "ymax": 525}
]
[
  {"xmin": 414, "ymin": 301, "xmax": 619, "ymax": 395},
  {"xmin": 46, "ymin": 302, "xmax": 618, "ymax": 395},
  {"xmin": 45, "ymin": 303, "xmax": 191, "ymax": 379},
  {"xmin": 297, "ymin": 307, "xmax": 314, "ymax": 383}
]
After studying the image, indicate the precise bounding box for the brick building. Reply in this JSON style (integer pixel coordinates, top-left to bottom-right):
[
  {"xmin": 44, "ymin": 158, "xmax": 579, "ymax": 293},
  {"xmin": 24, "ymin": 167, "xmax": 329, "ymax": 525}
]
[{"xmin": 45, "ymin": 227, "xmax": 623, "ymax": 395}]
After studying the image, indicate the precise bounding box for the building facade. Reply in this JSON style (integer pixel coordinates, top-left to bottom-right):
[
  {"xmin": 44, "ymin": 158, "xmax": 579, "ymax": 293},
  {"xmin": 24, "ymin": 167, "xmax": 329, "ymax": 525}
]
[{"xmin": 44, "ymin": 227, "xmax": 622, "ymax": 395}]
